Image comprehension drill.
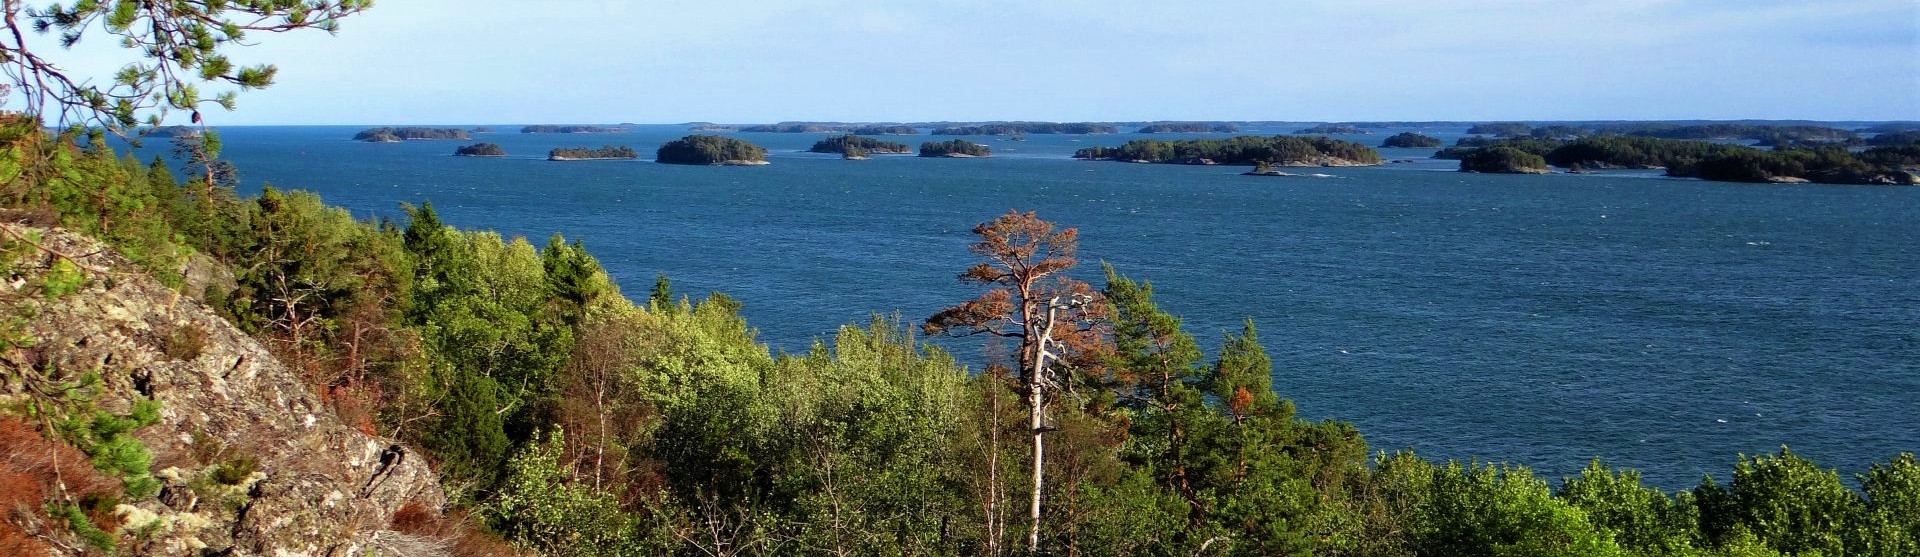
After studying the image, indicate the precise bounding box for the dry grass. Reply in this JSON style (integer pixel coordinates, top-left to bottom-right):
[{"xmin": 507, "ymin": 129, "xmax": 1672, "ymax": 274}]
[
  {"xmin": 0, "ymin": 416, "xmax": 119, "ymax": 553},
  {"xmin": 390, "ymin": 501, "xmax": 522, "ymax": 557}
]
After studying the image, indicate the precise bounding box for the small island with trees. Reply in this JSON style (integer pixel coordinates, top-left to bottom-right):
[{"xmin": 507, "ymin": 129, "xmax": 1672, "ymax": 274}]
[
  {"xmin": 1433, "ymin": 134, "xmax": 1918, "ymax": 183},
  {"xmin": 522, "ymin": 125, "xmax": 622, "ymax": 134},
  {"xmin": 454, "ymin": 143, "xmax": 507, "ymax": 157},
  {"xmin": 656, "ymin": 134, "xmax": 770, "ymax": 165},
  {"xmin": 1458, "ymin": 146, "xmax": 1550, "ymax": 174},
  {"xmin": 1074, "ymin": 135, "xmax": 1382, "ymax": 167},
  {"xmin": 919, "ymin": 139, "xmax": 992, "ymax": 157},
  {"xmin": 810, "ymin": 135, "xmax": 912, "ymax": 156},
  {"xmin": 353, "ymin": 127, "xmax": 470, "ymax": 142},
  {"xmin": 1381, "ymin": 132, "xmax": 1443, "ymax": 148},
  {"xmin": 1138, "ymin": 122, "xmax": 1240, "ymax": 133},
  {"xmin": 548, "ymin": 145, "xmax": 639, "ymax": 161}
]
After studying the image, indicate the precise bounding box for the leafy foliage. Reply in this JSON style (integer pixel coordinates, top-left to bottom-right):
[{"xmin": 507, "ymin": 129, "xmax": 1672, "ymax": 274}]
[{"xmin": 3, "ymin": 0, "xmax": 371, "ymax": 132}]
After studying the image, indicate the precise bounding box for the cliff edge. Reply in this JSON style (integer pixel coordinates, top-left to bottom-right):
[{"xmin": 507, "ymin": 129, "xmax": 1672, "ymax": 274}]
[{"xmin": 0, "ymin": 221, "xmax": 444, "ymax": 556}]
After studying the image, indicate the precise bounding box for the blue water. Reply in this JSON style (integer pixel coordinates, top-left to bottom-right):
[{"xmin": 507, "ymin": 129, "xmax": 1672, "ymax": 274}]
[{"xmin": 134, "ymin": 125, "xmax": 1920, "ymax": 490}]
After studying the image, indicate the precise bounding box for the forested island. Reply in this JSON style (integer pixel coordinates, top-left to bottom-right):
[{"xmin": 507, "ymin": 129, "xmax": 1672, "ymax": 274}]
[
  {"xmin": 1459, "ymin": 146, "xmax": 1550, "ymax": 174},
  {"xmin": 656, "ymin": 134, "xmax": 769, "ymax": 165},
  {"xmin": 470, "ymin": 126, "xmax": 495, "ymax": 133},
  {"xmin": 1294, "ymin": 123, "xmax": 1367, "ymax": 134},
  {"xmin": 1138, "ymin": 122, "xmax": 1240, "ymax": 133},
  {"xmin": 932, "ymin": 122, "xmax": 1116, "ymax": 135},
  {"xmin": 1438, "ymin": 135, "xmax": 1919, "ymax": 183},
  {"xmin": 521, "ymin": 124, "xmax": 622, "ymax": 134},
  {"xmin": 352, "ymin": 127, "xmax": 470, "ymax": 142},
  {"xmin": 454, "ymin": 142, "xmax": 507, "ymax": 157},
  {"xmin": 547, "ymin": 145, "xmax": 639, "ymax": 160},
  {"xmin": 810, "ymin": 134, "xmax": 912, "ymax": 155},
  {"xmin": 918, "ymin": 139, "xmax": 992, "ymax": 157},
  {"xmin": 1074, "ymin": 135, "xmax": 1383, "ymax": 166},
  {"xmin": 1381, "ymin": 132, "xmax": 1442, "ymax": 148}
]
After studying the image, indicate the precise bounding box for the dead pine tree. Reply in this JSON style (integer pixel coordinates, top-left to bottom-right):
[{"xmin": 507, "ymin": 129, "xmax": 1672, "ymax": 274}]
[{"xmin": 925, "ymin": 210, "xmax": 1108, "ymax": 555}]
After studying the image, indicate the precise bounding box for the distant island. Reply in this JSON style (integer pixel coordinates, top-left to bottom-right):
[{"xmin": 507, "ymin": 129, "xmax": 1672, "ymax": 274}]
[
  {"xmin": 522, "ymin": 125, "xmax": 622, "ymax": 134},
  {"xmin": 919, "ymin": 139, "xmax": 992, "ymax": 157},
  {"xmin": 1294, "ymin": 124, "xmax": 1367, "ymax": 134},
  {"xmin": 141, "ymin": 125, "xmax": 202, "ymax": 138},
  {"xmin": 1074, "ymin": 135, "xmax": 1382, "ymax": 166},
  {"xmin": 741, "ymin": 123, "xmax": 842, "ymax": 133},
  {"xmin": 656, "ymin": 134, "xmax": 769, "ymax": 165},
  {"xmin": 1865, "ymin": 131, "xmax": 1920, "ymax": 146},
  {"xmin": 1381, "ymin": 132, "xmax": 1442, "ymax": 148},
  {"xmin": 454, "ymin": 143, "xmax": 507, "ymax": 157},
  {"xmin": 933, "ymin": 122, "xmax": 1116, "ymax": 135},
  {"xmin": 688, "ymin": 123, "xmax": 739, "ymax": 132},
  {"xmin": 548, "ymin": 145, "xmax": 639, "ymax": 161},
  {"xmin": 811, "ymin": 135, "xmax": 912, "ymax": 155},
  {"xmin": 849, "ymin": 125, "xmax": 918, "ymax": 135},
  {"xmin": 1458, "ymin": 146, "xmax": 1550, "ymax": 174},
  {"xmin": 470, "ymin": 126, "xmax": 495, "ymax": 133},
  {"xmin": 1138, "ymin": 122, "xmax": 1240, "ymax": 133},
  {"xmin": 1467, "ymin": 122, "xmax": 1533, "ymax": 137},
  {"xmin": 353, "ymin": 127, "xmax": 470, "ymax": 142}
]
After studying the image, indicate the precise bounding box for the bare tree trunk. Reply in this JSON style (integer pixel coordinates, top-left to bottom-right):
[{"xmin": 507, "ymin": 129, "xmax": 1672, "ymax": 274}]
[
  {"xmin": 987, "ymin": 375, "xmax": 1003, "ymax": 557},
  {"xmin": 1028, "ymin": 378, "xmax": 1044, "ymax": 555}
]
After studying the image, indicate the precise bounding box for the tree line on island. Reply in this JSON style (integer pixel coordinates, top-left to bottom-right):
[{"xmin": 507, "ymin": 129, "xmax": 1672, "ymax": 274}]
[
  {"xmin": 1075, "ymin": 135, "xmax": 1383, "ymax": 166},
  {"xmin": 1381, "ymin": 132, "xmax": 1443, "ymax": 148},
  {"xmin": 1441, "ymin": 134, "xmax": 1920, "ymax": 184},
  {"xmin": 2, "ymin": 123, "xmax": 1915, "ymax": 555},
  {"xmin": 354, "ymin": 127, "xmax": 471, "ymax": 142},
  {"xmin": 455, "ymin": 143, "xmax": 507, "ymax": 157},
  {"xmin": 935, "ymin": 122, "xmax": 1118, "ymax": 135},
  {"xmin": 522, "ymin": 125, "xmax": 622, "ymax": 134},
  {"xmin": 656, "ymin": 134, "xmax": 769, "ymax": 165},
  {"xmin": 548, "ymin": 145, "xmax": 639, "ymax": 161},
  {"xmin": 809, "ymin": 134, "xmax": 913, "ymax": 156},
  {"xmin": 919, "ymin": 139, "xmax": 993, "ymax": 157},
  {"xmin": 1137, "ymin": 122, "xmax": 1240, "ymax": 133}
]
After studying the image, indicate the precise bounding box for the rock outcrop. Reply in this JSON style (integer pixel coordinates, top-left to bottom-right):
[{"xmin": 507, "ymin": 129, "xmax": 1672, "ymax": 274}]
[{"xmin": 0, "ymin": 222, "xmax": 443, "ymax": 556}]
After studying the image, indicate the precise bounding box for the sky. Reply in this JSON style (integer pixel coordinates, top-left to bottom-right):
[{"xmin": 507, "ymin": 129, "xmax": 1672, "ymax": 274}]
[{"xmin": 10, "ymin": 0, "xmax": 1920, "ymax": 124}]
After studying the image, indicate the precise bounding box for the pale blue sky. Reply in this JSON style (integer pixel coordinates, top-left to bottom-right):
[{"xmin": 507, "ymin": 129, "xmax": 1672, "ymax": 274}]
[{"xmin": 19, "ymin": 0, "xmax": 1920, "ymax": 124}]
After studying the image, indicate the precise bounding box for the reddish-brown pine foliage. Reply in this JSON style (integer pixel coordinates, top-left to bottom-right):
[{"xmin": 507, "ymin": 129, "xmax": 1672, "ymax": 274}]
[
  {"xmin": 0, "ymin": 416, "xmax": 118, "ymax": 553},
  {"xmin": 924, "ymin": 210, "xmax": 1111, "ymax": 378}
]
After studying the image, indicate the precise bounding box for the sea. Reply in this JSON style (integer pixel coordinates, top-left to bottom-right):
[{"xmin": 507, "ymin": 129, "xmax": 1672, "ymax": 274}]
[{"xmin": 128, "ymin": 124, "xmax": 1919, "ymax": 490}]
